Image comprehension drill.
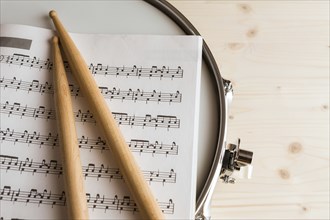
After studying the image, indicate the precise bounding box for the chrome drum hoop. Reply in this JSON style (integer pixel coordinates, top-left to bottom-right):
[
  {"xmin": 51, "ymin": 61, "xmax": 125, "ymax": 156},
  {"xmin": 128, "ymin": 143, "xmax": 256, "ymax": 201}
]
[{"xmin": 144, "ymin": 0, "xmax": 228, "ymax": 219}]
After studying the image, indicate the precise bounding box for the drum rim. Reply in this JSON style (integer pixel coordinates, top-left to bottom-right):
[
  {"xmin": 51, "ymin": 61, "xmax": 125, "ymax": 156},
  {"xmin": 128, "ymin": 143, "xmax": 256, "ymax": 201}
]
[
  {"xmin": 144, "ymin": 0, "xmax": 227, "ymax": 215},
  {"xmin": 1, "ymin": 0, "xmax": 227, "ymax": 217}
]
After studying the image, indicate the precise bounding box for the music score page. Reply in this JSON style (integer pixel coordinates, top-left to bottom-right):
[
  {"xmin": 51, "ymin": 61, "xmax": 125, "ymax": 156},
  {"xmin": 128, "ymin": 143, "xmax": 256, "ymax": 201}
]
[{"xmin": 0, "ymin": 24, "xmax": 202, "ymax": 219}]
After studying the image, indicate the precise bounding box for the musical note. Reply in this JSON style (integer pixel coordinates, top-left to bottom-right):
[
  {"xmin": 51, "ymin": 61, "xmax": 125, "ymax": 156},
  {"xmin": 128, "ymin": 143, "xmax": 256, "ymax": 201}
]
[
  {"xmin": 0, "ymin": 54, "xmax": 183, "ymax": 79},
  {"xmin": 0, "ymin": 128, "xmax": 179, "ymax": 155},
  {"xmin": 0, "ymin": 77, "xmax": 182, "ymax": 103},
  {"xmin": 0, "ymin": 25, "xmax": 202, "ymax": 219},
  {"xmin": 0, "ymin": 186, "xmax": 65, "ymax": 207},
  {"xmin": 1, "ymin": 101, "xmax": 181, "ymax": 128},
  {"xmin": 1, "ymin": 186, "xmax": 12, "ymax": 197},
  {"xmin": 0, "ymin": 186, "xmax": 175, "ymax": 214},
  {"xmin": 0, "ymin": 154, "xmax": 177, "ymax": 184},
  {"xmin": 2, "ymin": 53, "xmax": 53, "ymax": 70}
]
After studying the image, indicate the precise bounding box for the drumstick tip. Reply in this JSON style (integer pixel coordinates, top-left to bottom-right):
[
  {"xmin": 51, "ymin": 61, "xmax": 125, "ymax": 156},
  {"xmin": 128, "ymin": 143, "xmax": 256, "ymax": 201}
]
[
  {"xmin": 49, "ymin": 10, "xmax": 57, "ymax": 19},
  {"xmin": 52, "ymin": 36, "xmax": 59, "ymax": 44}
]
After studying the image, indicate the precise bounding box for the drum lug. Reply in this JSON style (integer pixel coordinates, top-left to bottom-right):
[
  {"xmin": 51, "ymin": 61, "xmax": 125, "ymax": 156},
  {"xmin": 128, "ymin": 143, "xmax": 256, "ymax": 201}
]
[
  {"xmin": 220, "ymin": 139, "xmax": 254, "ymax": 183},
  {"xmin": 222, "ymin": 78, "xmax": 233, "ymax": 96},
  {"xmin": 223, "ymin": 78, "xmax": 233, "ymax": 106}
]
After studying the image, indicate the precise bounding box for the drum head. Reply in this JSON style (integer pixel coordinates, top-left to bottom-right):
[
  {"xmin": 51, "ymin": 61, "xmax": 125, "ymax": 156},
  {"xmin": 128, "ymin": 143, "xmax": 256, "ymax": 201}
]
[{"xmin": 1, "ymin": 0, "xmax": 223, "ymax": 215}]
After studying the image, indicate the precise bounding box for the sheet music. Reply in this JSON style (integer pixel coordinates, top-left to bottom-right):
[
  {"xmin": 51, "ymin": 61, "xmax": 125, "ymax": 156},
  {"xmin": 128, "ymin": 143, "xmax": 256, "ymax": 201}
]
[{"xmin": 0, "ymin": 24, "xmax": 202, "ymax": 219}]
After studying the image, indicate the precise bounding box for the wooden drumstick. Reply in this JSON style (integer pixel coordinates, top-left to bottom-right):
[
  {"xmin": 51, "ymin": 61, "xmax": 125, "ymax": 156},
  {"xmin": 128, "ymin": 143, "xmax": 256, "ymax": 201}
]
[
  {"xmin": 52, "ymin": 36, "xmax": 89, "ymax": 220},
  {"xmin": 49, "ymin": 10, "xmax": 164, "ymax": 220}
]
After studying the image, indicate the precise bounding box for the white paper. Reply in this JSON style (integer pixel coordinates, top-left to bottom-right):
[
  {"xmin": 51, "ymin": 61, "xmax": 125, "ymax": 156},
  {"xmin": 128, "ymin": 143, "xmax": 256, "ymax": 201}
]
[{"xmin": 0, "ymin": 24, "xmax": 202, "ymax": 219}]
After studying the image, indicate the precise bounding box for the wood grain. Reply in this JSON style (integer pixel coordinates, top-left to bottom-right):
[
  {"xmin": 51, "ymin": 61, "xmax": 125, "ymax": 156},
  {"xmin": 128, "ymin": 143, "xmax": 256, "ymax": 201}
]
[
  {"xmin": 169, "ymin": 1, "xmax": 329, "ymax": 219},
  {"xmin": 52, "ymin": 36, "xmax": 89, "ymax": 219}
]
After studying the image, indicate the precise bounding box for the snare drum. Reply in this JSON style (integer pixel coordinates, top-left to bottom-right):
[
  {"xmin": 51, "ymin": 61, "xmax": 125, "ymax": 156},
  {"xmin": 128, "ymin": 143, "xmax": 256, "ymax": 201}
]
[{"xmin": 1, "ymin": 1, "xmax": 252, "ymax": 219}]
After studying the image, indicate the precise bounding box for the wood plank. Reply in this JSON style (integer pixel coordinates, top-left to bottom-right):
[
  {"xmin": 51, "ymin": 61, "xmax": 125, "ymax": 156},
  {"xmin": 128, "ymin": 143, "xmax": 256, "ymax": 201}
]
[{"xmin": 169, "ymin": 1, "xmax": 329, "ymax": 219}]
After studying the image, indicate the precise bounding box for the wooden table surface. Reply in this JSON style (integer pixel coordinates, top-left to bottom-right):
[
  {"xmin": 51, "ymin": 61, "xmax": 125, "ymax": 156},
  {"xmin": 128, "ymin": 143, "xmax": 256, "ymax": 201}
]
[{"xmin": 169, "ymin": 1, "xmax": 329, "ymax": 219}]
